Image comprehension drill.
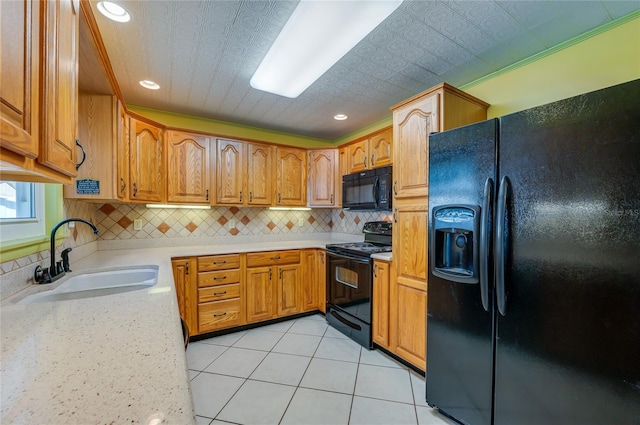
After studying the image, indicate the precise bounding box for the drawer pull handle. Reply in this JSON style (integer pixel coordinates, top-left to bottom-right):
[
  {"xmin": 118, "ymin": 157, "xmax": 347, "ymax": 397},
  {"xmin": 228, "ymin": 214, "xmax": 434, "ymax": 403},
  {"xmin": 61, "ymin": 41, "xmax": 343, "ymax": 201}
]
[
  {"xmin": 271, "ymin": 255, "xmax": 281, "ymax": 260},
  {"xmin": 213, "ymin": 312, "xmax": 227, "ymax": 318},
  {"xmin": 213, "ymin": 261, "xmax": 227, "ymax": 265},
  {"xmin": 213, "ymin": 276, "xmax": 227, "ymax": 280},
  {"xmin": 213, "ymin": 291, "xmax": 227, "ymax": 296}
]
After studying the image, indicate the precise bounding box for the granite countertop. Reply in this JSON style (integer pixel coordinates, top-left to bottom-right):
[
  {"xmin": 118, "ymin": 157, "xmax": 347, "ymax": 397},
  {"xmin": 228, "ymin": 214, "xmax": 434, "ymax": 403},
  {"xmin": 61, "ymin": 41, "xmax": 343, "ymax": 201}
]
[
  {"xmin": 0, "ymin": 237, "xmax": 351, "ymax": 424},
  {"xmin": 371, "ymin": 252, "xmax": 393, "ymax": 261}
]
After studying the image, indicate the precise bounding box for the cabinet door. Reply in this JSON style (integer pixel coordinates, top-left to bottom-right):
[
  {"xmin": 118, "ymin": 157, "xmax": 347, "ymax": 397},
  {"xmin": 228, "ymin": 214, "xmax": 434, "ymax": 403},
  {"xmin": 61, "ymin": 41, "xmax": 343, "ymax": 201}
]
[
  {"xmin": 216, "ymin": 139, "xmax": 245, "ymax": 204},
  {"xmin": 392, "ymin": 92, "xmax": 439, "ymax": 199},
  {"xmin": 247, "ymin": 143, "xmax": 273, "ymax": 205},
  {"xmin": 130, "ymin": 118, "xmax": 164, "ymax": 202},
  {"xmin": 117, "ymin": 101, "xmax": 129, "ymax": 200},
  {"xmin": 337, "ymin": 147, "xmax": 348, "ymax": 207},
  {"xmin": 349, "ymin": 139, "xmax": 369, "ymax": 172},
  {"xmin": 276, "ymin": 147, "xmax": 307, "ymax": 206},
  {"xmin": 373, "ymin": 260, "xmax": 391, "ymax": 348},
  {"xmin": 171, "ymin": 258, "xmax": 197, "ymax": 337},
  {"xmin": 392, "ymin": 200, "xmax": 428, "ymax": 292},
  {"xmin": 370, "ymin": 128, "xmax": 392, "ymax": 168},
  {"xmin": 392, "ymin": 283, "xmax": 426, "ymax": 370},
  {"xmin": 301, "ymin": 250, "xmax": 318, "ymax": 312},
  {"xmin": 0, "ymin": 0, "xmax": 39, "ymax": 158},
  {"xmin": 39, "ymin": 0, "xmax": 79, "ymax": 177},
  {"xmin": 167, "ymin": 131, "xmax": 211, "ymax": 204},
  {"xmin": 308, "ymin": 149, "xmax": 338, "ymax": 207},
  {"xmin": 278, "ymin": 264, "xmax": 301, "ymax": 316},
  {"xmin": 246, "ymin": 267, "xmax": 275, "ymax": 323},
  {"xmin": 317, "ymin": 250, "xmax": 326, "ymax": 313}
]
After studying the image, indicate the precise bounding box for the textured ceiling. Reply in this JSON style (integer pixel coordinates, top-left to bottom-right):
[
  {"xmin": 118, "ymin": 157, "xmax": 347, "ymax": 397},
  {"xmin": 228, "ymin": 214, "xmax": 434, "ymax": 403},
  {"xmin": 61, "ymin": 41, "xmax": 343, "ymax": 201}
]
[{"xmin": 89, "ymin": 1, "xmax": 638, "ymax": 141}]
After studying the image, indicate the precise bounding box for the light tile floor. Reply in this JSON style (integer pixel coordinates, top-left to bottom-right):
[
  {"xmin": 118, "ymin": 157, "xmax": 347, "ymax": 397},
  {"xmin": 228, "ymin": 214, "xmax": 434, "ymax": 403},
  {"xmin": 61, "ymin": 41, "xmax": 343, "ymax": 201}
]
[{"xmin": 187, "ymin": 314, "xmax": 457, "ymax": 425}]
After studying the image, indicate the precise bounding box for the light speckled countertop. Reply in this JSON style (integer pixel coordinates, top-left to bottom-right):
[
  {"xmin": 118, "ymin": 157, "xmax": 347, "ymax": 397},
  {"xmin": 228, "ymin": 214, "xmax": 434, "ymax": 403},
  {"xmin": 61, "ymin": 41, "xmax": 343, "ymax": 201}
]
[{"xmin": 0, "ymin": 237, "xmax": 351, "ymax": 425}]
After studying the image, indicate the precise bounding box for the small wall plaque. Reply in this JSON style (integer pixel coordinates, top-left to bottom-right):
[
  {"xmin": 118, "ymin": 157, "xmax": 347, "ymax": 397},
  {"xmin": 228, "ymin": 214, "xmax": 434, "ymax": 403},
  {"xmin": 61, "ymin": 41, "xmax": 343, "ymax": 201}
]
[{"xmin": 76, "ymin": 179, "xmax": 100, "ymax": 195}]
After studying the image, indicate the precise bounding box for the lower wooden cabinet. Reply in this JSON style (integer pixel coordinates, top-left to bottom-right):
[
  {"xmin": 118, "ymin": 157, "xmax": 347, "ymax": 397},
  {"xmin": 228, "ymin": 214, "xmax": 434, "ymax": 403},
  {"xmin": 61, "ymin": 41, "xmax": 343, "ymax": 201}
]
[
  {"xmin": 246, "ymin": 266, "xmax": 276, "ymax": 323},
  {"xmin": 391, "ymin": 283, "xmax": 426, "ymax": 370},
  {"xmin": 197, "ymin": 254, "xmax": 243, "ymax": 333},
  {"xmin": 173, "ymin": 249, "xmax": 326, "ymax": 336},
  {"xmin": 372, "ymin": 260, "xmax": 391, "ymax": 349},
  {"xmin": 171, "ymin": 257, "xmax": 197, "ymax": 336}
]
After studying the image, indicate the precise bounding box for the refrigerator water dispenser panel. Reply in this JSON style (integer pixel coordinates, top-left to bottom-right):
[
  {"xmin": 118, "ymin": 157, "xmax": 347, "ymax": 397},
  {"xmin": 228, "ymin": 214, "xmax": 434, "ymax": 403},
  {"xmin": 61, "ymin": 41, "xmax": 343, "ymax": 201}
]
[{"xmin": 432, "ymin": 205, "xmax": 480, "ymax": 284}]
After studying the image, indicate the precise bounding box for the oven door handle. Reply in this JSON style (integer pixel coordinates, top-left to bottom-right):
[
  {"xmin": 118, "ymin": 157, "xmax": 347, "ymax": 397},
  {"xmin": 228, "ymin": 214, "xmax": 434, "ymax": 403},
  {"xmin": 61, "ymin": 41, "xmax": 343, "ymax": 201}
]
[{"xmin": 327, "ymin": 251, "xmax": 372, "ymax": 264}]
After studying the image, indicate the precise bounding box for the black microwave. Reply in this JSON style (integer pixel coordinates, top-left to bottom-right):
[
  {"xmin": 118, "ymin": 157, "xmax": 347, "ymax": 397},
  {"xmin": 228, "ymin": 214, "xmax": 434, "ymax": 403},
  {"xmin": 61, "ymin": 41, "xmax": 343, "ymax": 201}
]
[{"xmin": 342, "ymin": 166, "xmax": 392, "ymax": 211}]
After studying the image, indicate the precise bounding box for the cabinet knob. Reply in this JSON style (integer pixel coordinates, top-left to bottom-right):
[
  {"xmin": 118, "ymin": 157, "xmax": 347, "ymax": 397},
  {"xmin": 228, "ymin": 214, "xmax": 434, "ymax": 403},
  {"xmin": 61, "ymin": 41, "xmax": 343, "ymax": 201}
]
[
  {"xmin": 364, "ymin": 156, "xmax": 368, "ymax": 168},
  {"xmin": 213, "ymin": 291, "xmax": 227, "ymax": 296},
  {"xmin": 75, "ymin": 140, "xmax": 86, "ymax": 171},
  {"xmin": 206, "ymin": 189, "xmax": 209, "ymax": 201},
  {"xmin": 393, "ymin": 181, "xmax": 397, "ymax": 195},
  {"xmin": 213, "ymin": 276, "xmax": 227, "ymax": 280},
  {"xmin": 330, "ymin": 193, "xmax": 334, "ymax": 204},
  {"xmin": 371, "ymin": 154, "xmax": 375, "ymax": 167},
  {"xmin": 249, "ymin": 192, "xmax": 253, "ymax": 202},
  {"xmin": 239, "ymin": 191, "xmax": 243, "ymax": 202},
  {"xmin": 120, "ymin": 178, "xmax": 126, "ymax": 194},
  {"xmin": 213, "ymin": 312, "xmax": 227, "ymax": 318},
  {"xmin": 132, "ymin": 182, "xmax": 138, "ymax": 197}
]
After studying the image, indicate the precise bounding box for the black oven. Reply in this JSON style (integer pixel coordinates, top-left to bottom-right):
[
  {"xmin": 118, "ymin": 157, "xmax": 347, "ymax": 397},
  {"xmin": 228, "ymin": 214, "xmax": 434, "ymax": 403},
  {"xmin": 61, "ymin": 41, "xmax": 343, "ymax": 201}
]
[
  {"xmin": 326, "ymin": 251, "xmax": 373, "ymax": 348},
  {"xmin": 342, "ymin": 166, "xmax": 392, "ymax": 210},
  {"xmin": 325, "ymin": 221, "xmax": 393, "ymax": 349}
]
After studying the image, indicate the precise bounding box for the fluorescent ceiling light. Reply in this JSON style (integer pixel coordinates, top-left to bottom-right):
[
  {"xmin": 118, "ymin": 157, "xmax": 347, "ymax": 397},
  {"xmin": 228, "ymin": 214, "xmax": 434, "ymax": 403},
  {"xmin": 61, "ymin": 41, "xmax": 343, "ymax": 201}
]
[
  {"xmin": 250, "ymin": 0, "xmax": 403, "ymax": 98},
  {"xmin": 146, "ymin": 204, "xmax": 211, "ymax": 210},
  {"xmin": 97, "ymin": 1, "xmax": 131, "ymax": 23}
]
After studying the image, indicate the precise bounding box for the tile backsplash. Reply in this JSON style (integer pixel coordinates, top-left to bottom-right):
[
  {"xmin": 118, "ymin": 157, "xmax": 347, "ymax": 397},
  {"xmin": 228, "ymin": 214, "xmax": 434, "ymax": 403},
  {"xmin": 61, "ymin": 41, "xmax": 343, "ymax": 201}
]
[
  {"xmin": 94, "ymin": 203, "xmax": 392, "ymax": 241},
  {"xmin": 1, "ymin": 199, "xmax": 392, "ymax": 299}
]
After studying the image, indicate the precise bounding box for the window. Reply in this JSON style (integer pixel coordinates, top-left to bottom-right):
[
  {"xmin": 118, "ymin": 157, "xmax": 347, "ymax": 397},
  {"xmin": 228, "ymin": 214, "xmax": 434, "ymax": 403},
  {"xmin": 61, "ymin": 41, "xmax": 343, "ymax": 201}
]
[{"xmin": 0, "ymin": 181, "xmax": 45, "ymax": 242}]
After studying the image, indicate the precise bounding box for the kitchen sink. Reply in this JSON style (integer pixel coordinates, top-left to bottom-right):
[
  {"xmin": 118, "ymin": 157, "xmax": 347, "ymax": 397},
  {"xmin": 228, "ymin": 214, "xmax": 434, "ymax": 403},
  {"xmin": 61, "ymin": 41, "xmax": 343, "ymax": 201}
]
[{"xmin": 19, "ymin": 266, "xmax": 158, "ymax": 304}]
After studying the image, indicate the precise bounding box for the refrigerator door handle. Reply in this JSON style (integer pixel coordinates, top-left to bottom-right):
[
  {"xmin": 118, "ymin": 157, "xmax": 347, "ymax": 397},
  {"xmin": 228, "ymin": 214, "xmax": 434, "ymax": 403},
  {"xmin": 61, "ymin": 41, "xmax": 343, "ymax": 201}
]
[
  {"xmin": 495, "ymin": 176, "xmax": 510, "ymax": 316},
  {"xmin": 480, "ymin": 178, "xmax": 494, "ymax": 312}
]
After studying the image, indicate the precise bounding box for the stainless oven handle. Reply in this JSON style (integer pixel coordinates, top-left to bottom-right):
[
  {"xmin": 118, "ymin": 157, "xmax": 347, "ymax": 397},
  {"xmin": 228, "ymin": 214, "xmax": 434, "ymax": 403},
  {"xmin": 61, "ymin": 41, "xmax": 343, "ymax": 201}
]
[{"xmin": 327, "ymin": 251, "xmax": 372, "ymax": 264}]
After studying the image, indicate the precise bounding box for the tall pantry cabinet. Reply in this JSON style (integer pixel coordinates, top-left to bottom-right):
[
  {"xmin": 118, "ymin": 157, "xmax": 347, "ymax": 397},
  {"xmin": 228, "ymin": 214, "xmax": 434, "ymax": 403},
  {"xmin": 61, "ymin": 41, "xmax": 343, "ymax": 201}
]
[{"xmin": 390, "ymin": 83, "xmax": 488, "ymax": 370}]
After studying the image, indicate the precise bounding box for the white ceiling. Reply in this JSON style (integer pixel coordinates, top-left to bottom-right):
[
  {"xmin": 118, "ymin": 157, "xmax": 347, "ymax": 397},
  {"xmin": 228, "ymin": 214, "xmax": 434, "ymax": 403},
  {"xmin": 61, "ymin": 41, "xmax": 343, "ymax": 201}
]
[{"xmin": 89, "ymin": 0, "xmax": 638, "ymax": 141}]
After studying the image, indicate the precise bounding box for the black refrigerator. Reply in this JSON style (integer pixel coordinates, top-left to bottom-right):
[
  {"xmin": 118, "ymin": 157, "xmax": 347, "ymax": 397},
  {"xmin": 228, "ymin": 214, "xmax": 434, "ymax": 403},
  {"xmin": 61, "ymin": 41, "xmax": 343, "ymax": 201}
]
[{"xmin": 426, "ymin": 79, "xmax": 640, "ymax": 425}]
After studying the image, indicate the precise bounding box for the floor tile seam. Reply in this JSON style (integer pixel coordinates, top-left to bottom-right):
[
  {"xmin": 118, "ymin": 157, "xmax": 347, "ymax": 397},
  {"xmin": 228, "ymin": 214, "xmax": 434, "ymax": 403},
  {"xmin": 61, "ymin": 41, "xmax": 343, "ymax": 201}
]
[
  {"xmin": 313, "ymin": 353, "xmax": 360, "ymax": 364},
  {"xmin": 285, "ymin": 329, "xmax": 327, "ymax": 337},
  {"xmin": 297, "ymin": 382, "xmax": 356, "ymax": 397},
  {"xmin": 352, "ymin": 393, "xmax": 417, "ymax": 406},
  {"xmin": 277, "ymin": 384, "xmax": 302, "ymax": 425},
  {"xmin": 358, "ymin": 360, "xmax": 409, "ymax": 370}
]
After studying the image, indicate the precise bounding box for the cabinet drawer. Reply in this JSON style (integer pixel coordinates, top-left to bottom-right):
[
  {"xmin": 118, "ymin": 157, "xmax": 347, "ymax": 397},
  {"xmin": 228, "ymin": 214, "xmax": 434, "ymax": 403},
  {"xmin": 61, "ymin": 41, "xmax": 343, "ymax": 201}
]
[
  {"xmin": 246, "ymin": 250, "xmax": 300, "ymax": 267},
  {"xmin": 198, "ymin": 254, "xmax": 240, "ymax": 271},
  {"xmin": 198, "ymin": 269, "xmax": 241, "ymax": 288},
  {"xmin": 198, "ymin": 283, "xmax": 240, "ymax": 303},
  {"xmin": 198, "ymin": 299, "xmax": 241, "ymax": 333}
]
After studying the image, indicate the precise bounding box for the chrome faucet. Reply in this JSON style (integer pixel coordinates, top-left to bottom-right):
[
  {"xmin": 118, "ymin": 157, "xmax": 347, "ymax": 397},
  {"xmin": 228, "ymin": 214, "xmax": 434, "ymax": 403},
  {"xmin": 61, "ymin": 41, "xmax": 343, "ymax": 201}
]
[{"xmin": 34, "ymin": 218, "xmax": 99, "ymax": 284}]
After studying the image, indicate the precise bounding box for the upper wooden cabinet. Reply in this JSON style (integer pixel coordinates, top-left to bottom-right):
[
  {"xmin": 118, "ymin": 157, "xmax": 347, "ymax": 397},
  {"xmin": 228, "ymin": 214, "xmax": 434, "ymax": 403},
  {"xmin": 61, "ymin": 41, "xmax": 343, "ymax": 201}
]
[
  {"xmin": 246, "ymin": 143, "xmax": 274, "ymax": 206},
  {"xmin": 276, "ymin": 147, "xmax": 307, "ymax": 206},
  {"xmin": 216, "ymin": 138, "xmax": 244, "ymax": 204},
  {"xmin": 392, "ymin": 83, "xmax": 488, "ymax": 200},
  {"xmin": 167, "ymin": 130, "xmax": 212, "ymax": 204},
  {"xmin": 1, "ymin": 0, "xmax": 79, "ymax": 184},
  {"xmin": 308, "ymin": 149, "xmax": 338, "ymax": 208},
  {"xmin": 346, "ymin": 127, "xmax": 393, "ymax": 173},
  {"xmin": 1, "ymin": 0, "xmax": 40, "ymax": 159},
  {"xmin": 129, "ymin": 117, "xmax": 164, "ymax": 202},
  {"xmin": 216, "ymin": 139, "xmax": 273, "ymax": 206},
  {"xmin": 64, "ymin": 95, "xmax": 121, "ymax": 200},
  {"xmin": 39, "ymin": 0, "xmax": 80, "ymax": 177}
]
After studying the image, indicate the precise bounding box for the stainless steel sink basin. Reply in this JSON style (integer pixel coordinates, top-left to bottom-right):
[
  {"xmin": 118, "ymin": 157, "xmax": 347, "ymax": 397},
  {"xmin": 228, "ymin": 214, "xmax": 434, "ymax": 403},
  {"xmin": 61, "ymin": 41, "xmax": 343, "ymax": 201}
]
[{"xmin": 19, "ymin": 266, "xmax": 159, "ymax": 304}]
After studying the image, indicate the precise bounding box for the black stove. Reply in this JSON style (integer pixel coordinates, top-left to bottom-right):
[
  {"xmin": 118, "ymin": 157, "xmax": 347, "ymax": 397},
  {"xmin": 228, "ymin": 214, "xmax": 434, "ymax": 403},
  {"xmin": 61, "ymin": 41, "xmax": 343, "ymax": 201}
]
[
  {"xmin": 326, "ymin": 221, "xmax": 392, "ymax": 258},
  {"xmin": 325, "ymin": 221, "xmax": 392, "ymax": 349}
]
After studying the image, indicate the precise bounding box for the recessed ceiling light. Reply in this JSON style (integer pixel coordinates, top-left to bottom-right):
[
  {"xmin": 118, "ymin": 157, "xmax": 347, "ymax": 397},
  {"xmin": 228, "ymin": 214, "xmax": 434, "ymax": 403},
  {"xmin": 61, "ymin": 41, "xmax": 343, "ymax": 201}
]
[
  {"xmin": 250, "ymin": 0, "xmax": 403, "ymax": 98},
  {"xmin": 334, "ymin": 114, "xmax": 348, "ymax": 121},
  {"xmin": 139, "ymin": 80, "xmax": 160, "ymax": 90},
  {"xmin": 97, "ymin": 1, "xmax": 131, "ymax": 23}
]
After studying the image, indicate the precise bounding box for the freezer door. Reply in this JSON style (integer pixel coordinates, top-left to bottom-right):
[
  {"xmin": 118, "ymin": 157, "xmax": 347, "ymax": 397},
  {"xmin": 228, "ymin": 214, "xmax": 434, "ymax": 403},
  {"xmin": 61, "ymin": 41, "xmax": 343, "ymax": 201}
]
[
  {"xmin": 427, "ymin": 118, "xmax": 498, "ymax": 425},
  {"xmin": 494, "ymin": 79, "xmax": 640, "ymax": 424}
]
